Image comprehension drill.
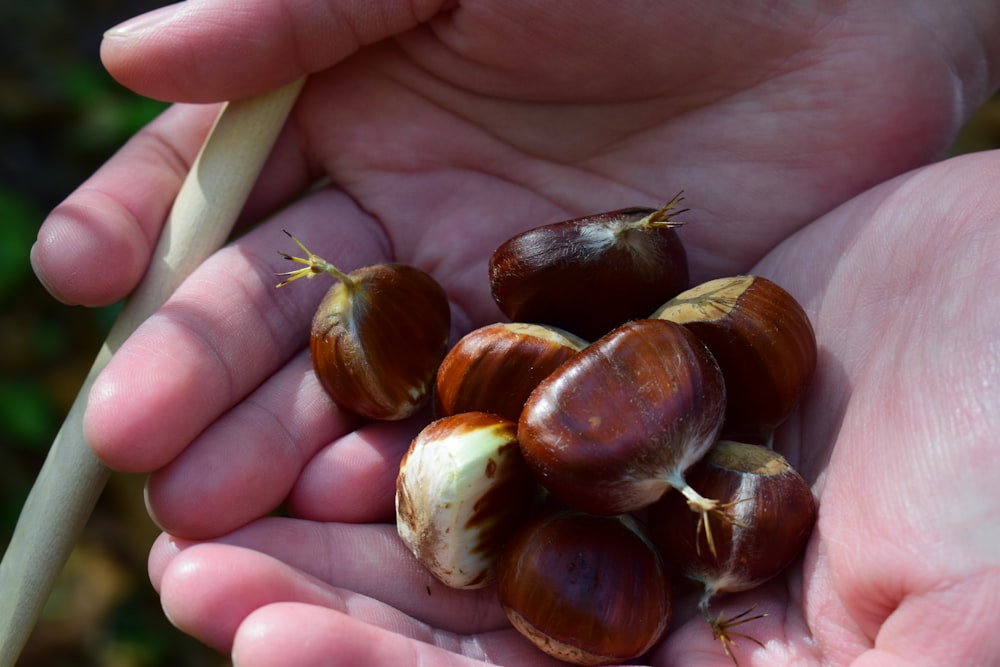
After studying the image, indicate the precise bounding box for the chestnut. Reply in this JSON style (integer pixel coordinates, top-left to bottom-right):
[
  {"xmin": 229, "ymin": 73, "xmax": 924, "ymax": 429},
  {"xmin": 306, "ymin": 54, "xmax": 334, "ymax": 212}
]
[
  {"xmin": 648, "ymin": 440, "xmax": 816, "ymax": 661},
  {"xmin": 496, "ymin": 510, "xmax": 671, "ymax": 665},
  {"xmin": 489, "ymin": 195, "xmax": 689, "ymax": 340},
  {"xmin": 434, "ymin": 322, "xmax": 587, "ymax": 422},
  {"xmin": 518, "ymin": 318, "xmax": 726, "ymax": 518},
  {"xmin": 277, "ymin": 232, "xmax": 450, "ymax": 420},
  {"xmin": 395, "ymin": 412, "xmax": 538, "ymax": 589},
  {"xmin": 652, "ymin": 275, "xmax": 816, "ymax": 444}
]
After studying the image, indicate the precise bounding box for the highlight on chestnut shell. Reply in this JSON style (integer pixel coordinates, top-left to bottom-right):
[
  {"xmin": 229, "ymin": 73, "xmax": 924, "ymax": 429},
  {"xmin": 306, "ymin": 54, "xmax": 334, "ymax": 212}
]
[
  {"xmin": 489, "ymin": 194, "xmax": 690, "ymax": 341},
  {"xmin": 495, "ymin": 509, "xmax": 672, "ymax": 665},
  {"xmin": 276, "ymin": 231, "xmax": 451, "ymax": 420},
  {"xmin": 653, "ymin": 275, "xmax": 817, "ymax": 445}
]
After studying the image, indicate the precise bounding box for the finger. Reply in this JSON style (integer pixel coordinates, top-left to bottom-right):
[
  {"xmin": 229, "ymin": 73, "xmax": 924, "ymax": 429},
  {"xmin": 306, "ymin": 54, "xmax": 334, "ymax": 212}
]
[
  {"xmin": 31, "ymin": 103, "xmax": 220, "ymax": 306},
  {"xmin": 232, "ymin": 602, "xmax": 565, "ymax": 667},
  {"xmin": 155, "ymin": 539, "xmax": 511, "ymax": 654},
  {"xmin": 158, "ymin": 542, "xmax": 354, "ymax": 652},
  {"xmin": 31, "ymin": 100, "xmax": 310, "ymax": 307},
  {"xmin": 150, "ymin": 518, "xmax": 508, "ymax": 634},
  {"xmin": 285, "ymin": 414, "xmax": 428, "ymax": 523},
  {"xmin": 144, "ymin": 349, "xmax": 360, "ymax": 539},
  {"xmin": 85, "ymin": 188, "xmax": 390, "ymax": 472},
  {"xmin": 100, "ymin": 0, "xmax": 449, "ymax": 103}
]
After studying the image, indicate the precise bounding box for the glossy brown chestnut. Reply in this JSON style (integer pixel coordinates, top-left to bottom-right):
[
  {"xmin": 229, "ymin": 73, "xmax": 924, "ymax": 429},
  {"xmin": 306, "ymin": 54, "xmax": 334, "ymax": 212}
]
[
  {"xmin": 277, "ymin": 233, "xmax": 450, "ymax": 420},
  {"xmin": 518, "ymin": 318, "xmax": 726, "ymax": 515},
  {"xmin": 648, "ymin": 440, "xmax": 816, "ymax": 661},
  {"xmin": 496, "ymin": 510, "xmax": 672, "ymax": 665},
  {"xmin": 396, "ymin": 412, "xmax": 538, "ymax": 589},
  {"xmin": 489, "ymin": 197, "xmax": 689, "ymax": 341},
  {"xmin": 650, "ymin": 440, "xmax": 816, "ymax": 595},
  {"xmin": 434, "ymin": 322, "xmax": 587, "ymax": 422},
  {"xmin": 653, "ymin": 275, "xmax": 817, "ymax": 444}
]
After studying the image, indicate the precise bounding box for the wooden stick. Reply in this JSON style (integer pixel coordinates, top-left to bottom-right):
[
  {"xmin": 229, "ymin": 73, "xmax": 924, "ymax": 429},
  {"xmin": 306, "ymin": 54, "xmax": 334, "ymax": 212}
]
[{"xmin": 0, "ymin": 76, "xmax": 306, "ymax": 666}]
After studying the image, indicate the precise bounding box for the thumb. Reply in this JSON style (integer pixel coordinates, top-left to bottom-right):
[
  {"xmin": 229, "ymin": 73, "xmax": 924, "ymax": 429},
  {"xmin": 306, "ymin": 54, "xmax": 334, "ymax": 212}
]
[{"xmin": 100, "ymin": 0, "xmax": 449, "ymax": 103}]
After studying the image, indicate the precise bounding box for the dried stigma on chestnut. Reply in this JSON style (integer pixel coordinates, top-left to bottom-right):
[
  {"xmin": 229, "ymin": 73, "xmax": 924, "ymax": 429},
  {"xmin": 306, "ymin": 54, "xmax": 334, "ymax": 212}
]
[
  {"xmin": 489, "ymin": 195, "xmax": 689, "ymax": 340},
  {"xmin": 396, "ymin": 412, "xmax": 538, "ymax": 589},
  {"xmin": 519, "ymin": 319, "xmax": 726, "ymax": 521},
  {"xmin": 434, "ymin": 322, "xmax": 587, "ymax": 422},
  {"xmin": 648, "ymin": 440, "xmax": 816, "ymax": 662},
  {"xmin": 277, "ymin": 232, "xmax": 450, "ymax": 421},
  {"xmin": 496, "ymin": 510, "xmax": 671, "ymax": 665},
  {"xmin": 653, "ymin": 275, "xmax": 817, "ymax": 444}
]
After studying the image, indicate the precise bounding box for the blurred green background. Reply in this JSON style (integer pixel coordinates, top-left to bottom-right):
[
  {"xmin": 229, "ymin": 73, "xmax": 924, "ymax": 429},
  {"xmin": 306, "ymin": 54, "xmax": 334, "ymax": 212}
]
[
  {"xmin": 1, "ymin": 1, "xmax": 226, "ymax": 665},
  {"xmin": 1, "ymin": 3, "xmax": 999, "ymax": 666}
]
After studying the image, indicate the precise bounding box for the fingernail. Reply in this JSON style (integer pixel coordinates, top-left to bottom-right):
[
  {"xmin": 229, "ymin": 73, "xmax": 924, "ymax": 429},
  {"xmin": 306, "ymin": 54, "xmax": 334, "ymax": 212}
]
[{"xmin": 104, "ymin": 2, "xmax": 184, "ymax": 38}]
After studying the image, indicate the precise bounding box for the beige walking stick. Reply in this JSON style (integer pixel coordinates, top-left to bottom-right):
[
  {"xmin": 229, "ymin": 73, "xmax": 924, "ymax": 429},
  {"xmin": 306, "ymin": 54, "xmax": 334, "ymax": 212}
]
[{"xmin": 0, "ymin": 76, "xmax": 306, "ymax": 665}]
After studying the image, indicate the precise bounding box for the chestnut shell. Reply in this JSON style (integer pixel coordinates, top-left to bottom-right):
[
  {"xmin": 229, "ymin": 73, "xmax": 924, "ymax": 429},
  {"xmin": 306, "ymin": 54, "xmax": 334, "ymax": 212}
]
[
  {"xmin": 434, "ymin": 322, "xmax": 586, "ymax": 422},
  {"xmin": 489, "ymin": 207, "xmax": 689, "ymax": 340},
  {"xmin": 518, "ymin": 318, "xmax": 726, "ymax": 515},
  {"xmin": 310, "ymin": 263, "xmax": 450, "ymax": 420},
  {"xmin": 395, "ymin": 412, "xmax": 537, "ymax": 589},
  {"xmin": 648, "ymin": 440, "xmax": 817, "ymax": 596},
  {"xmin": 653, "ymin": 275, "xmax": 816, "ymax": 444},
  {"xmin": 496, "ymin": 510, "xmax": 672, "ymax": 665}
]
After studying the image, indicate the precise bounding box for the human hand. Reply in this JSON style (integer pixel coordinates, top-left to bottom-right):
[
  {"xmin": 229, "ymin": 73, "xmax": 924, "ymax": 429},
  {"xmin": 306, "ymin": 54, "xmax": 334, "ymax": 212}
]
[
  {"xmin": 31, "ymin": 1, "xmax": 1000, "ymax": 665},
  {"xmin": 139, "ymin": 151, "xmax": 1000, "ymax": 667}
]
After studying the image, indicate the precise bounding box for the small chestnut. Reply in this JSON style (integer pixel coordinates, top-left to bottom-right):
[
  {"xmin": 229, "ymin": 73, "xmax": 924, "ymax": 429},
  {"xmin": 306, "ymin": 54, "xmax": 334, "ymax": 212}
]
[
  {"xmin": 653, "ymin": 275, "xmax": 817, "ymax": 444},
  {"xmin": 395, "ymin": 412, "xmax": 538, "ymax": 589},
  {"xmin": 496, "ymin": 509, "xmax": 672, "ymax": 665},
  {"xmin": 277, "ymin": 232, "xmax": 450, "ymax": 421},
  {"xmin": 648, "ymin": 440, "xmax": 816, "ymax": 661},
  {"xmin": 518, "ymin": 318, "xmax": 726, "ymax": 519},
  {"xmin": 434, "ymin": 322, "xmax": 587, "ymax": 422},
  {"xmin": 489, "ymin": 195, "xmax": 690, "ymax": 340}
]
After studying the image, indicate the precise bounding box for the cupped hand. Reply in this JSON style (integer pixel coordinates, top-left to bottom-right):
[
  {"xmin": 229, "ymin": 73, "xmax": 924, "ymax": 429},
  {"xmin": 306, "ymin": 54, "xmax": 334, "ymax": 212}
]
[
  {"xmin": 144, "ymin": 151, "xmax": 1000, "ymax": 666},
  {"xmin": 30, "ymin": 1, "xmax": 1000, "ymax": 665}
]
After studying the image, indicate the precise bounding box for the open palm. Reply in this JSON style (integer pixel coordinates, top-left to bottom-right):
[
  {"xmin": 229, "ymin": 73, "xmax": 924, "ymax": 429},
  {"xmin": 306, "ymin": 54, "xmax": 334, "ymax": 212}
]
[{"xmin": 32, "ymin": 2, "xmax": 1000, "ymax": 665}]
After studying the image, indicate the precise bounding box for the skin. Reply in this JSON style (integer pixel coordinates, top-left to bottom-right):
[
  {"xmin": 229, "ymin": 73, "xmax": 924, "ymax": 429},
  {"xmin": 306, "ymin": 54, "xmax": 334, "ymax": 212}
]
[{"xmin": 31, "ymin": 1, "xmax": 1000, "ymax": 665}]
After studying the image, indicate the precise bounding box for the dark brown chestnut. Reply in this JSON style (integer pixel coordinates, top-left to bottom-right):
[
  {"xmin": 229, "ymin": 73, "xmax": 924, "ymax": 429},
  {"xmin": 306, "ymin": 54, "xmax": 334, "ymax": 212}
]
[
  {"xmin": 652, "ymin": 275, "xmax": 817, "ymax": 445},
  {"xmin": 277, "ymin": 232, "xmax": 450, "ymax": 420},
  {"xmin": 648, "ymin": 440, "xmax": 816, "ymax": 661},
  {"xmin": 496, "ymin": 510, "xmax": 672, "ymax": 665},
  {"xmin": 489, "ymin": 196, "xmax": 689, "ymax": 340},
  {"xmin": 518, "ymin": 318, "xmax": 726, "ymax": 516},
  {"xmin": 434, "ymin": 322, "xmax": 587, "ymax": 422}
]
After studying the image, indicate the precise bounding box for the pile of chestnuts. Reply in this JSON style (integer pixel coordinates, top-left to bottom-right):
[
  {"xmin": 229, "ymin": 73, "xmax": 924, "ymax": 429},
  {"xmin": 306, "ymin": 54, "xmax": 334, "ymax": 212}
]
[{"xmin": 278, "ymin": 195, "xmax": 818, "ymax": 666}]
